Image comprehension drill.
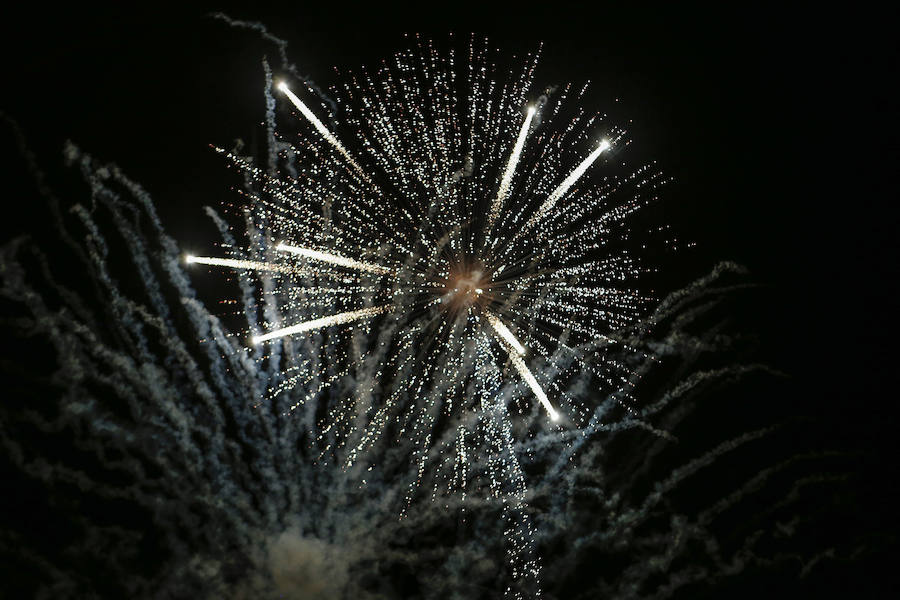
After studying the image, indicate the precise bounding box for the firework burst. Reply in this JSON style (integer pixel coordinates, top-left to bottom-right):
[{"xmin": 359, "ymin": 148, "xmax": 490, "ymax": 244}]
[
  {"xmin": 189, "ymin": 36, "xmax": 660, "ymax": 436},
  {"xmin": 182, "ymin": 38, "xmax": 668, "ymax": 595},
  {"xmin": 0, "ymin": 20, "xmax": 864, "ymax": 600}
]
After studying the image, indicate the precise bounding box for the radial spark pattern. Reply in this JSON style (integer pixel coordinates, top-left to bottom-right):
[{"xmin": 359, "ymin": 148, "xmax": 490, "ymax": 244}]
[
  {"xmin": 191, "ymin": 38, "xmax": 661, "ymax": 429},
  {"xmin": 182, "ymin": 39, "xmax": 669, "ymax": 596}
]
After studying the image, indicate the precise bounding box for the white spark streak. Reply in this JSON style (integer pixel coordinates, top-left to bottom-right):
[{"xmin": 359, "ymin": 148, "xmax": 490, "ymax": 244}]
[
  {"xmin": 486, "ymin": 311, "xmax": 525, "ymax": 356},
  {"xmin": 277, "ymin": 82, "xmax": 368, "ymax": 179},
  {"xmin": 251, "ymin": 305, "xmax": 392, "ymax": 345},
  {"xmin": 525, "ymin": 139, "xmax": 611, "ymax": 230},
  {"xmin": 486, "ymin": 311, "xmax": 558, "ymax": 420},
  {"xmin": 276, "ymin": 243, "xmax": 393, "ymax": 276},
  {"xmin": 487, "ymin": 106, "xmax": 536, "ymax": 232},
  {"xmin": 509, "ymin": 352, "xmax": 559, "ymax": 421},
  {"xmin": 185, "ymin": 255, "xmax": 293, "ymax": 274}
]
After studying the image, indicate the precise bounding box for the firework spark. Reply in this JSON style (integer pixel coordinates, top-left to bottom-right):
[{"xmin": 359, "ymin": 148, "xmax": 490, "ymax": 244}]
[
  {"xmin": 185, "ymin": 254, "xmax": 294, "ymax": 274},
  {"xmin": 485, "ymin": 310, "xmax": 526, "ymax": 357},
  {"xmin": 524, "ymin": 139, "xmax": 611, "ymax": 232},
  {"xmin": 487, "ymin": 106, "xmax": 536, "ymax": 233},
  {"xmin": 275, "ymin": 243, "xmax": 394, "ymax": 276},
  {"xmin": 276, "ymin": 81, "xmax": 368, "ymax": 179},
  {"xmin": 251, "ymin": 305, "xmax": 392, "ymax": 345}
]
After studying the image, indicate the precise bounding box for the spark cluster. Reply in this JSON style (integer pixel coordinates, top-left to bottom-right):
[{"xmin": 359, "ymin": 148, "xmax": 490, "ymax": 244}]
[
  {"xmin": 186, "ymin": 37, "xmax": 665, "ymax": 595},
  {"xmin": 190, "ymin": 38, "xmax": 657, "ymax": 422}
]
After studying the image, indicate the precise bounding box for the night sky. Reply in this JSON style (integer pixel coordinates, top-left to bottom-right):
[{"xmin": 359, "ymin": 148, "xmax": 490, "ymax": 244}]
[{"xmin": 1, "ymin": 5, "xmax": 896, "ymax": 598}]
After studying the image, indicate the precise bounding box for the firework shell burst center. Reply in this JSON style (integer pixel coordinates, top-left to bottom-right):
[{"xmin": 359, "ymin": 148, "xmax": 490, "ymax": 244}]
[{"xmin": 443, "ymin": 264, "xmax": 488, "ymax": 306}]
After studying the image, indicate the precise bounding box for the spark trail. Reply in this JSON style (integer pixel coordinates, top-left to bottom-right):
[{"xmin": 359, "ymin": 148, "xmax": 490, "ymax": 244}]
[
  {"xmin": 487, "ymin": 106, "xmax": 536, "ymax": 233},
  {"xmin": 509, "ymin": 352, "xmax": 559, "ymax": 421},
  {"xmin": 524, "ymin": 139, "xmax": 611, "ymax": 232},
  {"xmin": 185, "ymin": 254, "xmax": 293, "ymax": 274},
  {"xmin": 275, "ymin": 243, "xmax": 394, "ymax": 276},
  {"xmin": 486, "ymin": 310, "xmax": 526, "ymax": 357},
  {"xmin": 276, "ymin": 81, "xmax": 369, "ymax": 180},
  {"xmin": 251, "ymin": 305, "xmax": 392, "ymax": 345}
]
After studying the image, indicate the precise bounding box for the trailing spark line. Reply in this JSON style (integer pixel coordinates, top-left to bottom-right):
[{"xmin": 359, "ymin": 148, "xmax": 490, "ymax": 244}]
[
  {"xmin": 487, "ymin": 106, "xmax": 536, "ymax": 233},
  {"xmin": 251, "ymin": 305, "xmax": 392, "ymax": 345},
  {"xmin": 486, "ymin": 311, "xmax": 526, "ymax": 356},
  {"xmin": 486, "ymin": 310, "xmax": 558, "ymax": 420},
  {"xmin": 276, "ymin": 81, "xmax": 369, "ymax": 180},
  {"xmin": 185, "ymin": 255, "xmax": 294, "ymax": 274},
  {"xmin": 276, "ymin": 243, "xmax": 394, "ymax": 276},
  {"xmin": 508, "ymin": 352, "xmax": 559, "ymax": 421},
  {"xmin": 524, "ymin": 139, "xmax": 611, "ymax": 231}
]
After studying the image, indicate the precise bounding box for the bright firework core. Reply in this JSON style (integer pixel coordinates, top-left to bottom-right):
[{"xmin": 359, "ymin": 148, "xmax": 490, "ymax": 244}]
[{"xmin": 443, "ymin": 266, "xmax": 489, "ymax": 309}]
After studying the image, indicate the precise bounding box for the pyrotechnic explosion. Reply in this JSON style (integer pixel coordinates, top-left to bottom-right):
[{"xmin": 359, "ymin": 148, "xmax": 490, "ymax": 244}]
[
  {"xmin": 0, "ymin": 23, "xmax": 857, "ymax": 600},
  {"xmin": 192, "ymin": 39, "xmax": 652, "ymax": 454},
  {"xmin": 182, "ymin": 37, "xmax": 664, "ymax": 592}
]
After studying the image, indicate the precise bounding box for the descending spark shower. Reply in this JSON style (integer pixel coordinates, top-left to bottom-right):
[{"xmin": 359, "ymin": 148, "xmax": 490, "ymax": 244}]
[{"xmin": 185, "ymin": 39, "xmax": 659, "ymax": 595}]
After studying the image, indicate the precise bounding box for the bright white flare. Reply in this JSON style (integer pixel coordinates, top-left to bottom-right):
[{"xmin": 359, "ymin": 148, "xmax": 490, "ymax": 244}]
[
  {"xmin": 525, "ymin": 139, "xmax": 611, "ymax": 231},
  {"xmin": 276, "ymin": 243, "xmax": 393, "ymax": 276},
  {"xmin": 486, "ymin": 311, "xmax": 526, "ymax": 356},
  {"xmin": 251, "ymin": 305, "xmax": 392, "ymax": 345},
  {"xmin": 277, "ymin": 82, "xmax": 368, "ymax": 179},
  {"xmin": 487, "ymin": 106, "xmax": 536, "ymax": 232},
  {"xmin": 509, "ymin": 352, "xmax": 559, "ymax": 421},
  {"xmin": 486, "ymin": 311, "xmax": 558, "ymax": 420},
  {"xmin": 185, "ymin": 255, "xmax": 294, "ymax": 274}
]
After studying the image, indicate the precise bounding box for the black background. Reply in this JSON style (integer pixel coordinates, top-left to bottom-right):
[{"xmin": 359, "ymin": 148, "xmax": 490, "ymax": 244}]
[{"xmin": 1, "ymin": 3, "xmax": 896, "ymax": 596}]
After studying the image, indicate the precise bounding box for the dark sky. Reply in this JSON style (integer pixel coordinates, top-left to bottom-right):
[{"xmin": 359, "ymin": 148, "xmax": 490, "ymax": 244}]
[{"xmin": 1, "ymin": 4, "xmax": 896, "ymax": 595}]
